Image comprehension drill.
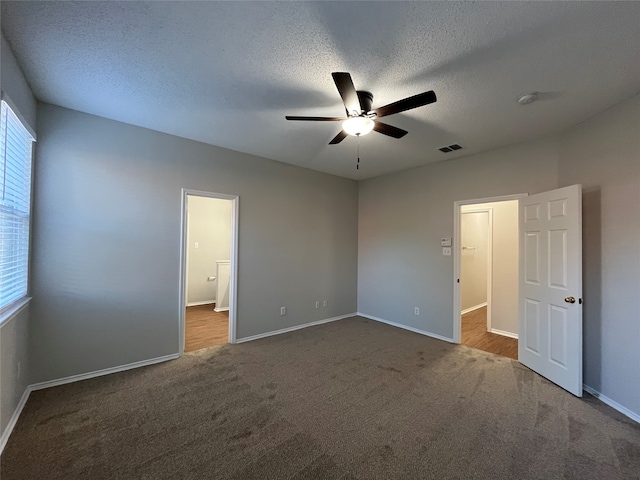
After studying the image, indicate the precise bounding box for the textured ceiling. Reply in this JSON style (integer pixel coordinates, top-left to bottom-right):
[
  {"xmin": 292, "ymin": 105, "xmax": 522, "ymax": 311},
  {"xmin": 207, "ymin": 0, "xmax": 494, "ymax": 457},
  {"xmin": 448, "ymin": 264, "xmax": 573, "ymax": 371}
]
[{"xmin": 2, "ymin": 1, "xmax": 639, "ymax": 180}]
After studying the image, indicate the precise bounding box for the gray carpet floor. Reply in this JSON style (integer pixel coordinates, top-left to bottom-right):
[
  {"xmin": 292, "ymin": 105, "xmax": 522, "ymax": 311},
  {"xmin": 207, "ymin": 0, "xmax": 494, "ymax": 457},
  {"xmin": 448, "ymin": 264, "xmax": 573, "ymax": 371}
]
[{"xmin": 2, "ymin": 316, "xmax": 639, "ymax": 479}]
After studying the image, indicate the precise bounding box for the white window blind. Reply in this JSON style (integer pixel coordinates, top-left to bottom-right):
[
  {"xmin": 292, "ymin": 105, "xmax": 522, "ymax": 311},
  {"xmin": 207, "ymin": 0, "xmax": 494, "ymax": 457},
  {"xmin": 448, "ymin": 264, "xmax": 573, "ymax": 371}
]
[{"xmin": 0, "ymin": 100, "xmax": 35, "ymax": 311}]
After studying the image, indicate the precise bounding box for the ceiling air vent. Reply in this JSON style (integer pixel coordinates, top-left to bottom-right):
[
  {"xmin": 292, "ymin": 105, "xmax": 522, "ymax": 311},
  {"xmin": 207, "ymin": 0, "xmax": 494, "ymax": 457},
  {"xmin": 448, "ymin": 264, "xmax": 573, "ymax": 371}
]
[{"xmin": 439, "ymin": 144, "xmax": 463, "ymax": 153}]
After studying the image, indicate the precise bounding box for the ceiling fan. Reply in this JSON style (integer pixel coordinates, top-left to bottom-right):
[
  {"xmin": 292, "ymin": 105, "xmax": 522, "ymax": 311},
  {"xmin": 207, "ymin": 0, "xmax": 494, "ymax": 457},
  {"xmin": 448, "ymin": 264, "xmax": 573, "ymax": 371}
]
[{"xmin": 285, "ymin": 72, "xmax": 437, "ymax": 145}]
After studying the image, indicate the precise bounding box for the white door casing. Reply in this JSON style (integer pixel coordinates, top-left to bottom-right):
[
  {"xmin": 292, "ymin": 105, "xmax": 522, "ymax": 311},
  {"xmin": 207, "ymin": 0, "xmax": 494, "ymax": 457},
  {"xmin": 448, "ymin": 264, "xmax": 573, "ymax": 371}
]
[{"xmin": 519, "ymin": 184, "xmax": 583, "ymax": 396}]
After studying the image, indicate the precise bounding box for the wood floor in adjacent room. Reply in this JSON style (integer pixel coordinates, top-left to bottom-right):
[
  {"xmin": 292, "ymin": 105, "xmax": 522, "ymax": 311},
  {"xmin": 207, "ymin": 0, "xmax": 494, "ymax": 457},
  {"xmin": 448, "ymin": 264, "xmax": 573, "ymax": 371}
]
[
  {"xmin": 461, "ymin": 306, "xmax": 518, "ymax": 360},
  {"xmin": 185, "ymin": 304, "xmax": 229, "ymax": 352}
]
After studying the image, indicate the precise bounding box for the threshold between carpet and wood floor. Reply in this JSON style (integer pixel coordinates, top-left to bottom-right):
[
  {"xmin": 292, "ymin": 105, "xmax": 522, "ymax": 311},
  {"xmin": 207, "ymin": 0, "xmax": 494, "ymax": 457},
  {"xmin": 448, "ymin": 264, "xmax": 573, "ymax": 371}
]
[
  {"xmin": 461, "ymin": 306, "xmax": 518, "ymax": 360},
  {"xmin": 2, "ymin": 316, "xmax": 638, "ymax": 480},
  {"xmin": 185, "ymin": 303, "xmax": 229, "ymax": 352}
]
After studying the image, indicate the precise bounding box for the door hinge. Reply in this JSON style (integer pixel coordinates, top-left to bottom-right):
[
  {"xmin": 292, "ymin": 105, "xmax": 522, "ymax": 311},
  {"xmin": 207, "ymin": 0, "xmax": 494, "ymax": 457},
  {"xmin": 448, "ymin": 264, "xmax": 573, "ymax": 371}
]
[
  {"xmin": 579, "ymin": 298, "xmax": 583, "ymax": 304},
  {"xmin": 457, "ymin": 278, "xmax": 460, "ymax": 283}
]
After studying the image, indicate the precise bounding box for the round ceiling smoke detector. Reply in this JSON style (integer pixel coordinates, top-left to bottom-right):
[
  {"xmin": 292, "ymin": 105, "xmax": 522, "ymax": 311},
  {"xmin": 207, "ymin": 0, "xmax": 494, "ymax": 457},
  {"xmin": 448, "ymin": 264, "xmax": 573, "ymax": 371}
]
[{"xmin": 518, "ymin": 93, "xmax": 539, "ymax": 105}]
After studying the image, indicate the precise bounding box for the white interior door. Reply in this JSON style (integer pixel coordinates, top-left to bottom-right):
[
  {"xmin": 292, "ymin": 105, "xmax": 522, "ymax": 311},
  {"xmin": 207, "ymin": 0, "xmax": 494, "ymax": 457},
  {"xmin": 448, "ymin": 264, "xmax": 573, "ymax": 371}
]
[{"xmin": 519, "ymin": 184, "xmax": 583, "ymax": 396}]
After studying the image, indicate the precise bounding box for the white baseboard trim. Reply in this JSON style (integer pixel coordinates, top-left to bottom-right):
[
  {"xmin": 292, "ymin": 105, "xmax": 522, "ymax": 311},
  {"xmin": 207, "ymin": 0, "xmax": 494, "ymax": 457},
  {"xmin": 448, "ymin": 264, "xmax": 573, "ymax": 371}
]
[
  {"xmin": 214, "ymin": 307, "xmax": 229, "ymax": 313},
  {"xmin": 0, "ymin": 386, "xmax": 32, "ymax": 455},
  {"xmin": 236, "ymin": 313, "xmax": 356, "ymax": 344},
  {"xmin": 583, "ymin": 384, "xmax": 640, "ymax": 424},
  {"xmin": 357, "ymin": 312, "xmax": 455, "ymax": 344},
  {"xmin": 186, "ymin": 300, "xmax": 215, "ymax": 307},
  {"xmin": 490, "ymin": 328, "xmax": 518, "ymax": 339},
  {"xmin": 30, "ymin": 353, "xmax": 180, "ymax": 391},
  {"xmin": 461, "ymin": 302, "xmax": 487, "ymax": 315}
]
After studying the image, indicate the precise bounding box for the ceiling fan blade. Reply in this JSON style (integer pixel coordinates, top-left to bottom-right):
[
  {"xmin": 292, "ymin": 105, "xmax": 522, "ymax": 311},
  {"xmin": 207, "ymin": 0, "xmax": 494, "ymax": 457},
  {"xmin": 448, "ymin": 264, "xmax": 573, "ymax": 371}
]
[
  {"xmin": 285, "ymin": 116, "xmax": 346, "ymax": 121},
  {"xmin": 373, "ymin": 121, "xmax": 408, "ymax": 139},
  {"xmin": 329, "ymin": 130, "xmax": 348, "ymax": 145},
  {"xmin": 332, "ymin": 72, "xmax": 361, "ymax": 116},
  {"xmin": 372, "ymin": 90, "xmax": 437, "ymax": 118}
]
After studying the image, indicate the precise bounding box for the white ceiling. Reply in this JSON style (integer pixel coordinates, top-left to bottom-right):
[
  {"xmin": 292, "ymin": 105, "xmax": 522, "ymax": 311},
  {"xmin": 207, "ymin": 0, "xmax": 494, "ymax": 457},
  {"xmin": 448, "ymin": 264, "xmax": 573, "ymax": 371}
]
[{"xmin": 2, "ymin": 1, "xmax": 639, "ymax": 180}]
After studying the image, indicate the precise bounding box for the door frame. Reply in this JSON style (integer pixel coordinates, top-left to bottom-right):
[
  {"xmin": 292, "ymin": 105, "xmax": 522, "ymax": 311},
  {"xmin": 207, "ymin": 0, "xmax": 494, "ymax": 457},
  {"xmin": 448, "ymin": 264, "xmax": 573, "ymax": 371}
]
[
  {"xmin": 179, "ymin": 189, "xmax": 239, "ymax": 354},
  {"xmin": 453, "ymin": 193, "xmax": 527, "ymax": 344}
]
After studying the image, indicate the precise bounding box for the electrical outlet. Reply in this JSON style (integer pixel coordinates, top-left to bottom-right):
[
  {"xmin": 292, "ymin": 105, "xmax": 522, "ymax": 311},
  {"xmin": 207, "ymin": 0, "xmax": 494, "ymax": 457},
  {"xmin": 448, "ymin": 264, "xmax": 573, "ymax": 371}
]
[
  {"xmin": 194, "ymin": 242, "xmax": 199, "ymax": 249},
  {"xmin": 414, "ymin": 307, "xmax": 420, "ymax": 316},
  {"xmin": 323, "ymin": 300, "xmax": 328, "ymax": 307},
  {"xmin": 315, "ymin": 301, "xmax": 320, "ymax": 309},
  {"xmin": 442, "ymin": 247, "xmax": 452, "ymax": 256},
  {"xmin": 280, "ymin": 306, "xmax": 286, "ymax": 316}
]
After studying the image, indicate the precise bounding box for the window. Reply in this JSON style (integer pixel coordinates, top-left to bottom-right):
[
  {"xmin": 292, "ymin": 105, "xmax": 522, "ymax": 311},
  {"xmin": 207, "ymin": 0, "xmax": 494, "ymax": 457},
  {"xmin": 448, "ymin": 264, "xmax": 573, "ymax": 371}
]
[{"xmin": 0, "ymin": 99, "xmax": 35, "ymax": 312}]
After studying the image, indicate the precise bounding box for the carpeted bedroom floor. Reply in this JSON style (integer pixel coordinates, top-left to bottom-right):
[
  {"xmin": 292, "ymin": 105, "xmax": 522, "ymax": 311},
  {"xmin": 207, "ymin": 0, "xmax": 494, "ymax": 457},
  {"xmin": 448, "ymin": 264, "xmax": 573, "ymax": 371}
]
[{"xmin": 2, "ymin": 316, "xmax": 639, "ymax": 479}]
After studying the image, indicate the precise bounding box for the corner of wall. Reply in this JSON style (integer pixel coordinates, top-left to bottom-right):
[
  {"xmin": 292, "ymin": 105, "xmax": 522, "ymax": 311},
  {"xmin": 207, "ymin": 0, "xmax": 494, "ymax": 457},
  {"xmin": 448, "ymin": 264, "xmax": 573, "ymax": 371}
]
[
  {"xmin": 0, "ymin": 31, "xmax": 38, "ymax": 453},
  {"xmin": 1, "ymin": 34, "xmax": 37, "ymax": 132}
]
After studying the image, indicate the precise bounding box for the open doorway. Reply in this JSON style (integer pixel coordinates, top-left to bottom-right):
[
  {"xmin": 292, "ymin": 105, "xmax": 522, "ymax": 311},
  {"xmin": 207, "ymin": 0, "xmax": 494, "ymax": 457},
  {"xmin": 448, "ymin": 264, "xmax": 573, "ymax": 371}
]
[
  {"xmin": 453, "ymin": 194, "xmax": 524, "ymax": 359},
  {"xmin": 179, "ymin": 189, "xmax": 238, "ymax": 354}
]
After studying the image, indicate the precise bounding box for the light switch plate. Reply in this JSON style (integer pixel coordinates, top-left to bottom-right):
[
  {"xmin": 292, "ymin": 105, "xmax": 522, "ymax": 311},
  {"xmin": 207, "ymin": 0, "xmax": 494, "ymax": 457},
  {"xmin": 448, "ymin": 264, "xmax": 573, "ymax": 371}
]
[
  {"xmin": 443, "ymin": 247, "xmax": 452, "ymax": 256},
  {"xmin": 441, "ymin": 238, "xmax": 452, "ymax": 247}
]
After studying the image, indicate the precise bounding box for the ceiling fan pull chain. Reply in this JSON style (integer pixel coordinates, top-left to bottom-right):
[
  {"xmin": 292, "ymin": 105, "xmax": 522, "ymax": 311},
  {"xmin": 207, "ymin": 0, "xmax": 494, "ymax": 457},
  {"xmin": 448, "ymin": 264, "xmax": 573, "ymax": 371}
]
[{"xmin": 357, "ymin": 136, "xmax": 360, "ymax": 170}]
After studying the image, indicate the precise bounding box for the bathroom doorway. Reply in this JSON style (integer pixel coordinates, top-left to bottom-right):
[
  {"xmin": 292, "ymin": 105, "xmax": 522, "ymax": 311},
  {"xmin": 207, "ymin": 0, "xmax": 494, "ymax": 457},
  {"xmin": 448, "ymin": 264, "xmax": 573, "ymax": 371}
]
[{"xmin": 179, "ymin": 189, "xmax": 238, "ymax": 353}]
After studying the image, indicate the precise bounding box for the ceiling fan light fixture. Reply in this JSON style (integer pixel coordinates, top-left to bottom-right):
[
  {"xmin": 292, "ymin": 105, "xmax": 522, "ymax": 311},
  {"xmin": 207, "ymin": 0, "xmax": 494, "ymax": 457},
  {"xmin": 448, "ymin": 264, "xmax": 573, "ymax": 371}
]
[
  {"xmin": 285, "ymin": 72, "xmax": 437, "ymax": 144},
  {"xmin": 342, "ymin": 117, "xmax": 374, "ymax": 136}
]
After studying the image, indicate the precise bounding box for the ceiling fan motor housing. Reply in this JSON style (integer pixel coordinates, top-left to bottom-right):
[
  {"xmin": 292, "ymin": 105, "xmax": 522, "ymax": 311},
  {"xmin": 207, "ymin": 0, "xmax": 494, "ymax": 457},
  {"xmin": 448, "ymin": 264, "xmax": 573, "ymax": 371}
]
[{"xmin": 356, "ymin": 91, "xmax": 373, "ymax": 115}]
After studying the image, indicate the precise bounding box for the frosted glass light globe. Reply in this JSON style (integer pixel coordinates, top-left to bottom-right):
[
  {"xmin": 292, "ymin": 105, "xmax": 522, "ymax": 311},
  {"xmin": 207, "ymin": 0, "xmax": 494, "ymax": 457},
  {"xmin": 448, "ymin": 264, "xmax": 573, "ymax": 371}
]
[{"xmin": 342, "ymin": 117, "xmax": 374, "ymax": 136}]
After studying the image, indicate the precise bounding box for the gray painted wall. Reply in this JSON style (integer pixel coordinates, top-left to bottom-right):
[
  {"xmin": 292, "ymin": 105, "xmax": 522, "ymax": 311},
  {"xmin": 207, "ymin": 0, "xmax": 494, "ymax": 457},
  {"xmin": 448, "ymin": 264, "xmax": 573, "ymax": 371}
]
[
  {"xmin": 358, "ymin": 138, "xmax": 559, "ymax": 339},
  {"xmin": 0, "ymin": 306, "xmax": 30, "ymax": 436},
  {"xmin": 31, "ymin": 103, "xmax": 359, "ymax": 383},
  {"xmin": 0, "ymin": 34, "xmax": 35, "ymax": 444},
  {"xmin": 558, "ymin": 94, "xmax": 640, "ymax": 417},
  {"xmin": 358, "ymin": 94, "xmax": 639, "ymax": 417}
]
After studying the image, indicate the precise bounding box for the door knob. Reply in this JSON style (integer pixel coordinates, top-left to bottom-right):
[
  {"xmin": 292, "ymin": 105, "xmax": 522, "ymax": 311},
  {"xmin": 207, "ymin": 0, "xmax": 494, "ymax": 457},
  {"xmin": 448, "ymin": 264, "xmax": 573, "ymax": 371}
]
[{"xmin": 564, "ymin": 296, "xmax": 576, "ymax": 304}]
